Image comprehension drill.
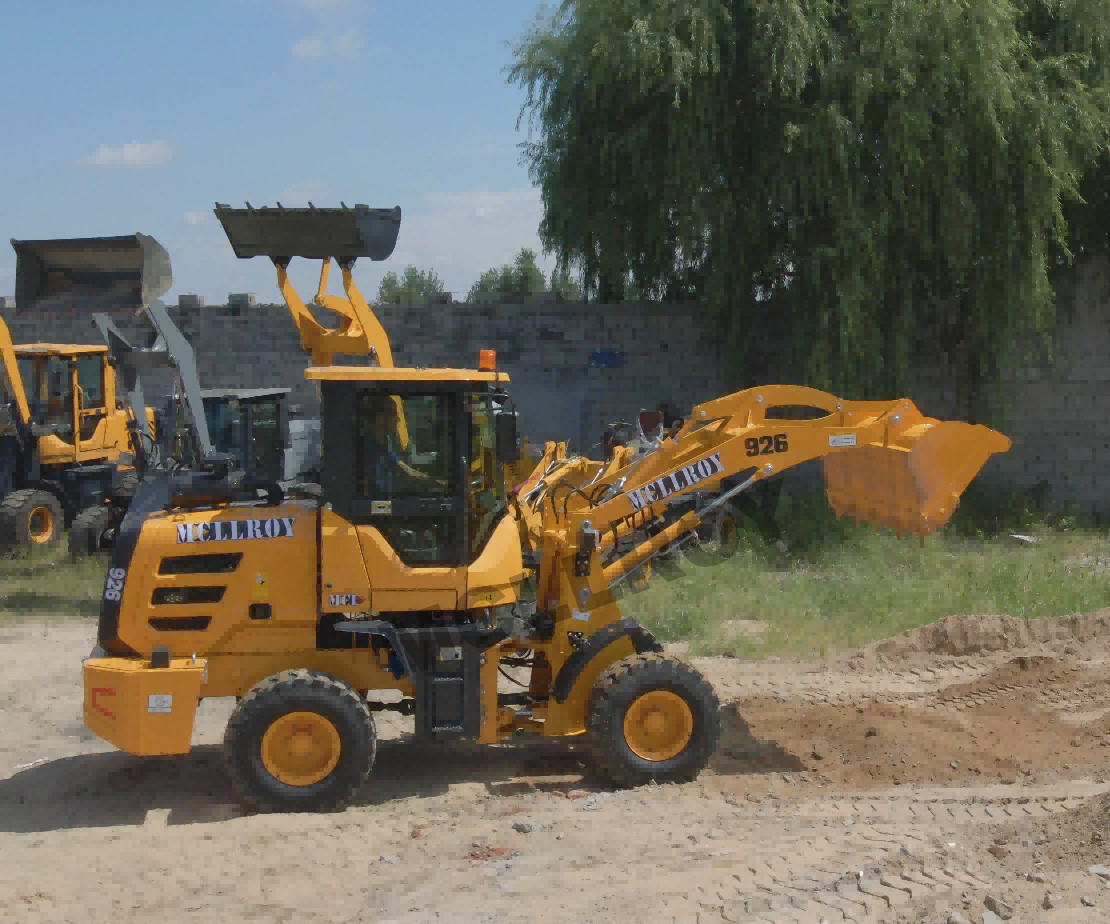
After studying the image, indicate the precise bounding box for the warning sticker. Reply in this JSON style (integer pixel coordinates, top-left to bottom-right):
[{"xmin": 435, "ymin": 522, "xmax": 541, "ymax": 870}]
[
  {"xmin": 828, "ymin": 434, "xmax": 857, "ymax": 448},
  {"xmin": 147, "ymin": 694, "xmax": 172, "ymax": 714}
]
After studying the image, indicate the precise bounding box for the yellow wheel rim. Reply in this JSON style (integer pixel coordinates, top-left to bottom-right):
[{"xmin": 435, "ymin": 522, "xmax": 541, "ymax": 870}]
[
  {"xmin": 260, "ymin": 711, "xmax": 341, "ymax": 786},
  {"xmin": 27, "ymin": 506, "xmax": 54, "ymax": 544},
  {"xmin": 623, "ymin": 690, "xmax": 694, "ymax": 762}
]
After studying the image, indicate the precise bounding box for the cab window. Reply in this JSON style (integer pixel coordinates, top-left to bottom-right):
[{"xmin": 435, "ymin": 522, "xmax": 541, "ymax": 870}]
[
  {"xmin": 355, "ymin": 392, "xmax": 458, "ymax": 566},
  {"xmin": 75, "ymin": 355, "xmax": 104, "ymax": 407},
  {"xmin": 467, "ymin": 395, "xmax": 507, "ymax": 559},
  {"xmin": 355, "ymin": 393, "xmax": 453, "ymax": 499}
]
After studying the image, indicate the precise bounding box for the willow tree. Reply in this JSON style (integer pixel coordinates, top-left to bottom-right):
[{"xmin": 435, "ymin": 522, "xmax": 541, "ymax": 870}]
[{"xmin": 509, "ymin": 0, "xmax": 1110, "ymax": 418}]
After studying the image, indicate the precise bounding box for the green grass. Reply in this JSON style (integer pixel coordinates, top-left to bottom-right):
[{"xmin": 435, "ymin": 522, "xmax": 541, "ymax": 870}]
[
  {"xmin": 619, "ymin": 491, "xmax": 1110, "ymax": 659},
  {"xmin": 0, "ymin": 544, "xmax": 106, "ymax": 625},
  {"xmin": 5, "ymin": 489, "xmax": 1110, "ymax": 663}
]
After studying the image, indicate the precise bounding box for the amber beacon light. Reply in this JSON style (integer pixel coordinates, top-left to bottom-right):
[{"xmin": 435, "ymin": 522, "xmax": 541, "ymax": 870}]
[{"xmin": 478, "ymin": 349, "xmax": 496, "ymax": 371}]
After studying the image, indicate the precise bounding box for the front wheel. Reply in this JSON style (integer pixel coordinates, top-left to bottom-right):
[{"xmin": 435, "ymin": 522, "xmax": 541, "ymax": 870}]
[
  {"xmin": 0, "ymin": 489, "xmax": 65, "ymax": 551},
  {"xmin": 68, "ymin": 505, "xmax": 118, "ymax": 559},
  {"xmin": 224, "ymin": 669, "xmax": 376, "ymax": 813},
  {"xmin": 585, "ymin": 652, "xmax": 721, "ymax": 787}
]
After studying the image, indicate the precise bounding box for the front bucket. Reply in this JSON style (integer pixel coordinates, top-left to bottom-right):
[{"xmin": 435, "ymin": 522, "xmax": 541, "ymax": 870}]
[
  {"xmin": 11, "ymin": 234, "xmax": 171, "ymax": 313},
  {"xmin": 821, "ymin": 421, "xmax": 1012, "ymax": 537},
  {"xmin": 214, "ymin": 203, "xmax": 401, "ymax": 261}
]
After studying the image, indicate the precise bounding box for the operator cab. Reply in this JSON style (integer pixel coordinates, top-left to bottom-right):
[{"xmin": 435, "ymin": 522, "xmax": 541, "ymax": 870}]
[
  {"xmin": 310, "ymin": 364, "xmax": 517, "ymax": 566},
  {"xmin": 11, "ymin": 344, "xmax": 110, "ymax": 440}
]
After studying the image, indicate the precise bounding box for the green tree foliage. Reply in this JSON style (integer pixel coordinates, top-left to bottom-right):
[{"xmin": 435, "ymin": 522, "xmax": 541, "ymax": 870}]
[
  {"xmin": 377, "ymin": 266, "xmax": 448, "ymax": 304},
  {"xmin": 466, "ymin": 248, "xmax": 548, "ymax": 302},
  {"xmin": 550, "ymin": 263, "xmax": 585, "ymax": 301},
  {"xmin": 509, "ymin": 0, "xmax": 1110, "ymax": 419}
]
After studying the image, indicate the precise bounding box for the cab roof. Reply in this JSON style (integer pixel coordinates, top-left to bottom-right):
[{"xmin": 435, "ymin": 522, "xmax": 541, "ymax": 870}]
[
  {"xmin": 304, "ymin": 366, "xmax": 510, "ymax": 385},
  {"xmin": 14, "ymin": 344, "xmax": 109, "ymax": 357}
]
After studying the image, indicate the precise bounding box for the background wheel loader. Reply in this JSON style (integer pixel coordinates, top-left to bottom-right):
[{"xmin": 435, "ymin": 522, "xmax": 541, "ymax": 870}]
[
  {"xmin": 0, "ymin": 235, "xmax": 165, "ymax": 552},
  {"xmin": 3, "ymin": 235, "xmax": 287, "ymax": 559},
  {"xmin": 69, "ymin": 302, "xmax": 300, "ymax": 558},
  {"xmin": 80, "ymin": 202, "xmax": 1011, "ymax": 813}
]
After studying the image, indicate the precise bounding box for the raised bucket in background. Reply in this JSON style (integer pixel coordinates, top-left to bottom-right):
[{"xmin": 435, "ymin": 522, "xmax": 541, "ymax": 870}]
[
  {"xmin": 213, "ymin": 203, "xmax": 402, "ymax": 261},
  {"xmin": 821, "ymin": 421, "xmax": 1012, "ymax": 538},
  {"xmin": 11, "ymin": 234, "xmax": 171, "ymax": 314}
]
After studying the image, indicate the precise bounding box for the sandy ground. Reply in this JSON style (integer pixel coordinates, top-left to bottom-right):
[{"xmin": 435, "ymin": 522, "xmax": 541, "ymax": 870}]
[{"xmin": 2, "ymin": 612, "xmax": 1110, "ymax": 924}]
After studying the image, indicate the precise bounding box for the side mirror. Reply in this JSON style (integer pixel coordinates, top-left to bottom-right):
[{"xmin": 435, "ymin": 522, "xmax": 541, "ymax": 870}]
[{"xmin": 495, "ymin": 411, "xmax": 519, "ymax": 463}]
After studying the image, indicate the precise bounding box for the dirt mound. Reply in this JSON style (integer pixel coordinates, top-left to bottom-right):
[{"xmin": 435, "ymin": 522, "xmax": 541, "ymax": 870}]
[
  {"xmin": 845, "ymin": 610, "xmax": 1110, "ymax": 667},
  {"xmin": 713, "ymin": 647, "xmax": 1110, "ymax": 790},
  {"xmin": 933, "ymin": 654, "xmax": 1078, "ymax": 704},
  {"xmin": 716, "ymin": 692, "xmax": 1110, "ymax": 790}
]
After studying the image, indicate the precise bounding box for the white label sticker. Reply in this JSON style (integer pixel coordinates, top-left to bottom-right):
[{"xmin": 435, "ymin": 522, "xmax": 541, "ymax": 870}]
[
  {"xmin": 571, "ymin": 609, "xmax": 590, "ymax": 622},
  {"xmin": 147, "ymin": 694, "xmax": 172, "ymax": 714},
  {"xmin": 828, "ymin": 434, "xmax": 857, "ymax": 448}
]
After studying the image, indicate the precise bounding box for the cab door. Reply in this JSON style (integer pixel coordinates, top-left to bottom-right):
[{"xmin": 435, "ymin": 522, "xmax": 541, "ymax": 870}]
[
  {"xmin": 74, "ymin": 355, "xmax": 110, "ymax": 455},
  {"xmin": 320, "ymin": 384, "xmax": 466, "ymax": 611}
]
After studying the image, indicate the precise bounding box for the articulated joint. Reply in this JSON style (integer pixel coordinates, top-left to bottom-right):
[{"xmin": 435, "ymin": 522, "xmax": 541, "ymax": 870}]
[{"xmin": 574, "ymin": 520, "xmax": 601, "ymax": 577}]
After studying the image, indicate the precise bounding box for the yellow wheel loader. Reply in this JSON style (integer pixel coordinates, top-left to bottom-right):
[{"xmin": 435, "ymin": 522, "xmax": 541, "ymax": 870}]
[
  {"xmin": 80, "ymin": 203, "xmax": 1011, "ymax": 812},
  {"xmin": 0, "ymin": 235, "xmax": 163, "ymax": 551}
]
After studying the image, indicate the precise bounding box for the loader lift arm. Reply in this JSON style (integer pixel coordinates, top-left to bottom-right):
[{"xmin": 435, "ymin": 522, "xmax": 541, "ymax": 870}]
[
  {"xmin": 0, "ymin": 315, "xmax": 31, "ymax": 426},
  {"xmin": 518, "ymin": 384, "xmax": 1011, "ymax": 608},
  {"xmin": 92, "ymin": 298, "xmax": 220, "ymax": 473}
]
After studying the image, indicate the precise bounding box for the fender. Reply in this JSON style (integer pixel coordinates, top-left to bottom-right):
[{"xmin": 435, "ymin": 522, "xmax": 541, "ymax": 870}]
[{"xmin": 551, "ymin": 617, "xmax": 662, "ymax": 704}]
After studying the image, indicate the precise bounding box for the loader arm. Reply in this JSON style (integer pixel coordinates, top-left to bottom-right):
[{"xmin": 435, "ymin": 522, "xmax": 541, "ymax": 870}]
[
  {"xmin": 215, "ymin": 203, "xmax": 401, "ymax": 368},
  {"xmin": 0, "ymin": 314, "xmax": 31, "ymax": 425},
  {"xmin": 94, "ymin": 299, "xmax": 218, "ymax": 471},
  {"xmin": 522, "ymin": 385, "xmax": 1010, "ymax": 597},
  {"xmin": 273, "ymin": 259, "xmax": 395, "ymax": 367}
]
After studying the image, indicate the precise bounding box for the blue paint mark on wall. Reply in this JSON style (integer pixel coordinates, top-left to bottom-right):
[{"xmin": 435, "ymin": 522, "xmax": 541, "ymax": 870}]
[{"xmin": 589, "ymin": 349, "xmax": 622, "ymax": 369}]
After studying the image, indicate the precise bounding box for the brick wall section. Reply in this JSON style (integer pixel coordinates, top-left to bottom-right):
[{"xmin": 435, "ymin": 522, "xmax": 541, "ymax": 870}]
[{"xmin": 3, "ymin": 258, "xmax": 1108, "ymax": 511}]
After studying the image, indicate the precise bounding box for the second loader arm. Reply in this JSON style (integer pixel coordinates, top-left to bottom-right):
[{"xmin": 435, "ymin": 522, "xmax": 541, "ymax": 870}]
[{"xmin": 515, "ymin": 385, "xmax": 1010, "ymax": 627}]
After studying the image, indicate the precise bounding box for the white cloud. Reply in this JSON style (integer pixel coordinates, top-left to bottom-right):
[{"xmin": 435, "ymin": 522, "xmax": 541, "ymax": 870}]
[
  {"xmin": 0, "ymin": 266, "xmax": 13, "ymax": 279},
  {"xmin": 387, "ymin": 188, "xmax": 555, "ymax": 298},
  {"xmin": 76, "ymin": 140, "xmax": 173, "ymax": 168},
  {"xmin": 293, "ymin": 28, "xmax": 364, "ymax": 58},
  {"xmin": 183, "ymin": 211, "xmax": 207, "ymax": 225}
]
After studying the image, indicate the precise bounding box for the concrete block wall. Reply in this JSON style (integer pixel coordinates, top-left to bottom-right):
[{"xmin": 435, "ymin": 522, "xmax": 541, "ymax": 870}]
[
  {"xmin": 972, "ymin": 257, "xmax": 1110, "ymax": 513},
  {"xmin": 4, "ymin": 258, "xmax": 1110, "ymax": 513}
]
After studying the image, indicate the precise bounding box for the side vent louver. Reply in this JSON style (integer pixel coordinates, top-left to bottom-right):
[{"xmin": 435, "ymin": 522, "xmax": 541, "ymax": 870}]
[
  {"xmin": 148, "ymin": 615, "xmax": 212, "ymax": 631},
  {"xmin": 152, "ymin": 586, "xmax": 226, "ymax": 605},
  {"xmin": 158, "ymin": 553, "xmax": 243, "ymax": 575}
]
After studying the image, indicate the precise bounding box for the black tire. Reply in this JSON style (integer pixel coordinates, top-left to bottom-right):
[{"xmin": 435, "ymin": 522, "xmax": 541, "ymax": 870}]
[
  {"xmin": 0, "ymin": 488, "xmax": 65, "ymax": 551},
  {"xmin": 224, "ymin": 669, "xmax": 376, "ymax": 813},
  {"xmin": 68, "ymin": 505, "xmax": 119, "ymax": 559},
  {"xmin": 112, "ymin": 469, "xmax": 140, "ymax": 504},
  {"xmin": 684, "ymin": 504, "xmax": 741, "ymax": 567},
  {"xmin": 585, "ymin": 652, "xmax": 721, "ymax": 787}
]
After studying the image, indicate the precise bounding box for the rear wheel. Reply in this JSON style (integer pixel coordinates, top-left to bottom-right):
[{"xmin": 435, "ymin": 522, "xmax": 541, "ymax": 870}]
[
  {"xmin": 684, "ymin": 504, "xmax": 741, "ymax": 566},
  {"xmin": 0, "ymin": 489, "xmax": 65, "ymax": 551},
  {"xmin": 585, "ymin": 652, "xmax": 721, "ymax": 787},
  {"xmin": 68, "ymin": 505, "xmax": 118, "ymax": 559},
  {"xmin": 224, "ymin": 669, "xmax": 376, "ymax": 813},
  {"xmin": 112, "ymin": 469, "xmax": 139, "ymax": 504}
]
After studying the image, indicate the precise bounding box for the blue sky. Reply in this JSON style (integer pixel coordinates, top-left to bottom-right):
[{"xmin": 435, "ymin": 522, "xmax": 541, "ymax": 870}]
[{"xmin": 0, "ymin": 0, "xmax": 556, "ymax": 305}]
